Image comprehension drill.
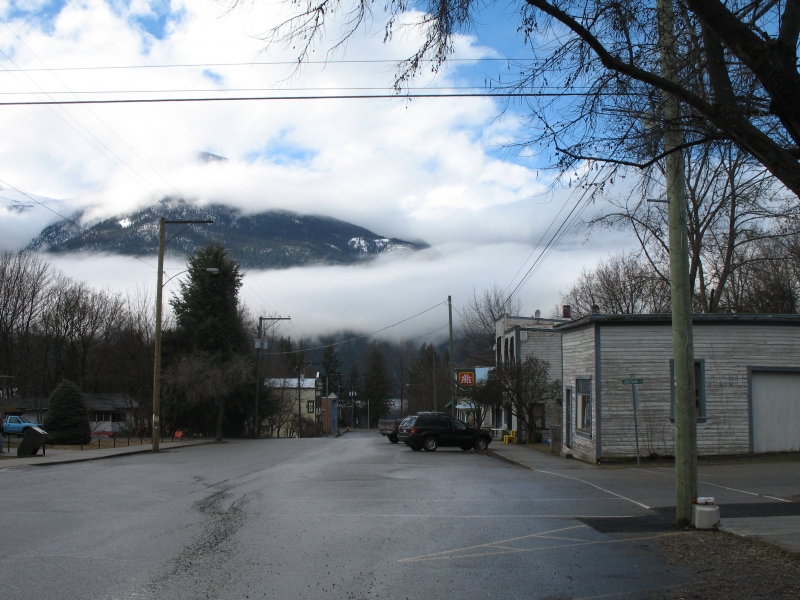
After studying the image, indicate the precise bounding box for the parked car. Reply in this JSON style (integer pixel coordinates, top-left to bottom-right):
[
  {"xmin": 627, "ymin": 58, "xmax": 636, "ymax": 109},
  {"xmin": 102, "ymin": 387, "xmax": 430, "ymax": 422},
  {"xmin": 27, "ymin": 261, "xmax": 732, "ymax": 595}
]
[
  {"xmin": 3, "ymin": 415, "xmax": 44, "ymax": 435},
  {"xmin": 378, "ymin": 417, "xmax": 412, "ymax": 443},
  {"xmin": 398, "ymin": 413, "xmax": 492, "ymax": 452}
]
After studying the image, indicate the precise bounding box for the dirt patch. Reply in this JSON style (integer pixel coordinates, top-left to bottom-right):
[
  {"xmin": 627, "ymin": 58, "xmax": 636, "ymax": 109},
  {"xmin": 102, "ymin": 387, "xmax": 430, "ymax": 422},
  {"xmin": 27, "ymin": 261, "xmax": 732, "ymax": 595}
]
[{"xmin": 649, "ymin": 529, "xmax": 800, "ymax": 599}]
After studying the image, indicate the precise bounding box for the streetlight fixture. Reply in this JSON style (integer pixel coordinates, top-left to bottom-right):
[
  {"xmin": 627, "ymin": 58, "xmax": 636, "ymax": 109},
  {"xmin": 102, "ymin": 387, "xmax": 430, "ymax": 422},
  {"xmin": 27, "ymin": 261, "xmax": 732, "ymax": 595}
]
[{"xmin": 152, "ymin": 217, "xmax": 213, "ymax": 453}]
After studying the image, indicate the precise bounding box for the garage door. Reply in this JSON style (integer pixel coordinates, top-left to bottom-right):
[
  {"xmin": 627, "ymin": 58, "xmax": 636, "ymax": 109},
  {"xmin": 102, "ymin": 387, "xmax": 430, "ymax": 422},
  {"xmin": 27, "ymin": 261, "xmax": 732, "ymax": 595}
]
[{"xmin": 751, "ymin": 371, "xmax": 800, "ymax": 453}]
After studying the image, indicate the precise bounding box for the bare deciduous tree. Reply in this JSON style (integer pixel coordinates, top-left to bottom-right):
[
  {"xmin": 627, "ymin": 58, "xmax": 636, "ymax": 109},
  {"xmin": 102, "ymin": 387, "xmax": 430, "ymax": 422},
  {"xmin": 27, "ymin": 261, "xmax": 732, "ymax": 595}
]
[
  {"xmin": 557, "ymin": 251, "xmax": 670, "ymax": 318},
  {"xmin": 499, "ymin": 356, "xmax": 561, "ymax": 444},
  {"xmin": 457, "ymin": 284, "xmax": 522, "ymax": 367}
]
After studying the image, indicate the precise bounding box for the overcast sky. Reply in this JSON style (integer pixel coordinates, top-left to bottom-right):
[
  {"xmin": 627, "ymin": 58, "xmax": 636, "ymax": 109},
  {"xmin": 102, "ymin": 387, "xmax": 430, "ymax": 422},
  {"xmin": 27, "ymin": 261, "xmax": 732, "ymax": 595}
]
[{"xmin": 0, "ymin": 0, "xmax": 634, "ymax": 341}]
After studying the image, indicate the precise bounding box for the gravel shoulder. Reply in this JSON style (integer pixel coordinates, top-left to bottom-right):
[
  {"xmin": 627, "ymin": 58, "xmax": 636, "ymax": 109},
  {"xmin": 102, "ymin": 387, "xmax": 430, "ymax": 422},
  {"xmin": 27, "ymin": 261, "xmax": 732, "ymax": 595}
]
[{"xmin": 647, "ymin": 529, "xmax": 800, "ymax": 599}]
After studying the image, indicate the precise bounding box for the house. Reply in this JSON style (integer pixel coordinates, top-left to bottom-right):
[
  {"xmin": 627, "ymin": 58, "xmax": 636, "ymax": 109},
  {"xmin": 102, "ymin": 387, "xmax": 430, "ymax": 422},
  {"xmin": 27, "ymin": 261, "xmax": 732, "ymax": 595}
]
[
  {"xmin": 7, "ymin": 393, "xmax": 139, "ymax": 437},
  {"xmin": 264, "ymin": 376, "xmax": 322, "ymax": 438},
  {"xmin": 494, "ymin": 310, "xmax": 569, "ymax": 440},
  {"xmin": 557, "ymin": 314, "xmax": 800, "ymax": 462}
]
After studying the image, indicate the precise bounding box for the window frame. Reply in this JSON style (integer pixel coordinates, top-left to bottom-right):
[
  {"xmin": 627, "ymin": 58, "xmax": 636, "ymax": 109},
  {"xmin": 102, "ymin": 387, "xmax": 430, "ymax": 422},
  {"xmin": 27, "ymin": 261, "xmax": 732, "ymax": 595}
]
[
  {"xmin": 575, "ymin": 378, "xmax": 592, "ymax": 438},
  {"xmin": 670, "ymin": 359, "xmax": 707, "ymax": 422}
]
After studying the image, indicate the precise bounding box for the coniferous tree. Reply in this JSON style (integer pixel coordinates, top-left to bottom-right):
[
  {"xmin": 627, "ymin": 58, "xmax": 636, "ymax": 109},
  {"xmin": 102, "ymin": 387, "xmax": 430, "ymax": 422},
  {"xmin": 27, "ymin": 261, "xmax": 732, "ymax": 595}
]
[
  {"xmin": 320, "ymin": 343, "xmax": 342, "ymax": 395},
  {"xmin": 170, "ymin": 242, "xmax": 249, "ymax": 360},
  {"xmin": 169, "ymin": 242, "xmax": 250, "ymax": 440},
  {"xmin": 43, "ymin": 381, "xmax": 91, "ymax": 445},
  {"xmin": 344, "ymin": 363, "xmax": 361, "ymax": 427},
  {"xmin": 362, "ymin": 341, "xmax": 392, "ymax": 426}
]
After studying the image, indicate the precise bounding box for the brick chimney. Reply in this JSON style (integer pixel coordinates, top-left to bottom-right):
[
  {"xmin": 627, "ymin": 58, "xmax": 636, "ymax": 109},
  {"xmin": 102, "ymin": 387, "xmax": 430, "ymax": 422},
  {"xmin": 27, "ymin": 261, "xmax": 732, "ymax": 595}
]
[{"xmin": 562, "ymin": 305, "xmax": 571, "ymax": 319}]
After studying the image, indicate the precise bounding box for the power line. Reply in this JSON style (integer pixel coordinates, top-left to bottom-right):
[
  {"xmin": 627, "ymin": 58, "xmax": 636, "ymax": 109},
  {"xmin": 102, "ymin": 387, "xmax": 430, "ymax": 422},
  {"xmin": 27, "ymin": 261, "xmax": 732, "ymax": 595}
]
[
  {"xmin": 265, "ymin": 301, "xmax": 446, "ymax": 355},
  {"xmin": 0, "ymin": 57, "xmax": 547, "ymax": 73},
  {"xmin": 0, "ymin": 179, "xmax": 156, "ymax": 269},
  {"xmin": 503, "ymin": 187, "xmax": 597, "ymax": 307},
  {"xmin": 0, "ymin": 86, "xmax": 602, "ymax": 95},
  {"xmin": 0, "ymin": 17, "xmax": 194, "ymax": 204},
  {"xmin": 0, "ymin": 91, "xmax": 643, "ymax": 106}
]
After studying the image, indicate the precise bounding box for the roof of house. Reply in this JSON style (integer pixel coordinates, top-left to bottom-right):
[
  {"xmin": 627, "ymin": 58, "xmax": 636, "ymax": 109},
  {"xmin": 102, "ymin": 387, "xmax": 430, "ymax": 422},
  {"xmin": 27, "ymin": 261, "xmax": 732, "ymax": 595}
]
[
  {"xmin": 555, "ymin": 313, "xmax": 800, "ymax": 331},
  {"xmin": 265, "ymin": 378, "xmax": 319, "ymax": 389},
  {"xmin": 6, "ymin": 393, "xmax": 138, "ymax": 412}
]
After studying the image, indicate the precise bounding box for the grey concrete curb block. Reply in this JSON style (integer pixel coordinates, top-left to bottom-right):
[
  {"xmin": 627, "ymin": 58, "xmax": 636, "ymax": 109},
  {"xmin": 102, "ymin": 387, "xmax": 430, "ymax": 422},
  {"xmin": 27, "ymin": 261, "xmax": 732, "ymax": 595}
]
[
  {"xmin": 486, "ymin": 448, "xmax": 532, "ymax": 470},
  {"xmin": 0, "ymin": 439, "xmax": 217, "ymax": 469}
]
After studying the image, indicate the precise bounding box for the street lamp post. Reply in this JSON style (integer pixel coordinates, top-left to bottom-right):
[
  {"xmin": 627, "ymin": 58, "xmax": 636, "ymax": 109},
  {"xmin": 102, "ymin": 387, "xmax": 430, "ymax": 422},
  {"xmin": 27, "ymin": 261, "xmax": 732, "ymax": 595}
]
[{"xmin": 151, "ymin": 217, "xmax": 212, "ymax": 453}]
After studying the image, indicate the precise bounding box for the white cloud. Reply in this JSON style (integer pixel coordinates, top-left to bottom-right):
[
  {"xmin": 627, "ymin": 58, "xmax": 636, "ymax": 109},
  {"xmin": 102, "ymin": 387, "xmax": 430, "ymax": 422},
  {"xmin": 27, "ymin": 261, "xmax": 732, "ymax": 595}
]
[{"xmin": 0, "ymin": 0, "xmax": 634, "ymax": 333}]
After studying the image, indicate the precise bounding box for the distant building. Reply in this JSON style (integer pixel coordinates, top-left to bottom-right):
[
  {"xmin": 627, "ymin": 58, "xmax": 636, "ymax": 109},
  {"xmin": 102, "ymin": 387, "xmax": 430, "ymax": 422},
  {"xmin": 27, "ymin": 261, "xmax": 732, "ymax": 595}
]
[
  {"xmin": 264, "ymin": 376, "xmax": 322, "ymax": 438},
  {"xmin": 494, "ymin": 311, "xmax": 568, "ymax": 440}
]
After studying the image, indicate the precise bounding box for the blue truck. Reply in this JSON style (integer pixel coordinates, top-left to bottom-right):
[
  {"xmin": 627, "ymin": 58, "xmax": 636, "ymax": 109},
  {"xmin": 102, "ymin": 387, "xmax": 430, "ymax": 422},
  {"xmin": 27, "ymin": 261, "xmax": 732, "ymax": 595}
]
[{"xmin": 3, "ymin": 415, "xmax": 44, "ymax": 434}]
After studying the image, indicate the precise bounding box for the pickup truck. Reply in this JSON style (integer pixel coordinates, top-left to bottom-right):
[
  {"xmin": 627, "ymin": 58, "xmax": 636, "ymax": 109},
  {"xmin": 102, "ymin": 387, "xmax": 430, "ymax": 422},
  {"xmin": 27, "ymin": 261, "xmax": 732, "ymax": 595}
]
[
  {"xmin": 378, "ymin": 418, "xmax": 405, "ymax": 443},
  {"xmin": 3, "ymin": 415, "xmax": 44, "ymax": 434}
]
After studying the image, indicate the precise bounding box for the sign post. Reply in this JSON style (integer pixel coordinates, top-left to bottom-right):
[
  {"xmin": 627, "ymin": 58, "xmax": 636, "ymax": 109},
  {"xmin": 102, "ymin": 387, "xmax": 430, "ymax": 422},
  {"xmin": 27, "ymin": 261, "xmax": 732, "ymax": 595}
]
[{"xmin": 622, "ymin": 374, "xmax": 644, "ymax": 465}]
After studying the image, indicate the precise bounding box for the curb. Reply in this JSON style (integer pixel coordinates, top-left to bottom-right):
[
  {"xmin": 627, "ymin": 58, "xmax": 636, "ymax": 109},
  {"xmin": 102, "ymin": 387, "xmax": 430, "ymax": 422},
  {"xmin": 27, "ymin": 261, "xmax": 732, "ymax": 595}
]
[
  {"xmin": 486, "ymin": 448, "xmax": 532, "ymax": 470},
  {"xmin": 0, "ymin": 439, "xmax": 217, "ymax": 469}
]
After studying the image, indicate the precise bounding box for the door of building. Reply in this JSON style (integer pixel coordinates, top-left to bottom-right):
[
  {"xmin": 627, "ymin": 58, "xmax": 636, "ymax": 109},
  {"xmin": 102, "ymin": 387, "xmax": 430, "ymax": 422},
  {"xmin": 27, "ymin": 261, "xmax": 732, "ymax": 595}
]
[{"xmin": 751, "ymin": 370, "xmax": 800, "ymax": 453}]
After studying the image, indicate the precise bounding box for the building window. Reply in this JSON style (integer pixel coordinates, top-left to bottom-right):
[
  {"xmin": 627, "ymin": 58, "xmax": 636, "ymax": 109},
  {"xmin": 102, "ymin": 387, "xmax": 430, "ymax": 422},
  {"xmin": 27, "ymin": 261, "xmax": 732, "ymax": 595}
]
[
  {"xmin": 306, "ymin": 401, "xmax": 314, "ymax": 414},
  {"xmin": 576, "ymin": 378, "xmax": 592, "ymax": 434},
  {"xmin": 496, "ymin": 337, "xmax": 502, "ymax": 365},
  {"xmin": 565, "ymin": 387, "xmax": 572, "ymax": 447},
  {"xmin": 670, "ymin": 360, "xmax": 706, "ymax": 419}
]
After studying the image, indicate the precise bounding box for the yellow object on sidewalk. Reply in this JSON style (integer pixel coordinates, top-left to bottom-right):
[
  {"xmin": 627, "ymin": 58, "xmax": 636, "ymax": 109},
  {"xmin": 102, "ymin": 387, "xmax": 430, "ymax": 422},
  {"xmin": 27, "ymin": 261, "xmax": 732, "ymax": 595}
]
[{"xmin": 503, "ymin": 430, "xmax": 517, "ymax": 444}]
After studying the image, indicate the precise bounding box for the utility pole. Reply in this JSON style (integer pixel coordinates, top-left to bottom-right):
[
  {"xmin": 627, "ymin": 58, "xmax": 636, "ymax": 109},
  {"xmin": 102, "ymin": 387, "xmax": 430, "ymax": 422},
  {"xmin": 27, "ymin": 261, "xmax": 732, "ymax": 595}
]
[
  {"xmin": 432, "ymin": 349, "xmax": 437, "ymax": 411},
  {"xmin": 658, "ymin": 0, "xmax": 697, "ymax": 525},
  {"xmin": 448, "ymin": 295, "xmax": 455, "ymax": 416},
  {"xmin": 151, "ymin": 217, "xmax": 212, "ymax": 453},
  {"xmin": 253, "ymin": 316, "xmax": 290, "ymax": 439}
]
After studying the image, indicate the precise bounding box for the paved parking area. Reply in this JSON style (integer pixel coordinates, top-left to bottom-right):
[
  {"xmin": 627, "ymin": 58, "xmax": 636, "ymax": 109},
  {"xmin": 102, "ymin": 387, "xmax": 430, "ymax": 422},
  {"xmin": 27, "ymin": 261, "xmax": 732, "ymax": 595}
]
[{"xmin": 489, "ymin": 442, "xmax": 800, "ymax": 553}]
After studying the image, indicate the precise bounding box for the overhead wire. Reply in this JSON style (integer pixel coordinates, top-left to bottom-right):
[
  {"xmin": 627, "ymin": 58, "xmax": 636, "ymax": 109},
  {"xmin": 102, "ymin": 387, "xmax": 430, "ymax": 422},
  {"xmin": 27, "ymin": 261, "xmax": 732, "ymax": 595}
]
[
  {"xmin": 0, "ymin": 17, "xmax": 189, "ymax": 203},
  {"xmin": 264, "ymin": 301, "xmax": 446, "ymax": 355},
  {"xmin": 0, "ymin": 179, "xmax": 156, "ymax": 269},
  {"xmin": 0, "ymin": 91, "xmax": 646, "ymax": 106},
  {"xmin": 0, "ymin": 57, "xmax": 557, "ymax": 72}
]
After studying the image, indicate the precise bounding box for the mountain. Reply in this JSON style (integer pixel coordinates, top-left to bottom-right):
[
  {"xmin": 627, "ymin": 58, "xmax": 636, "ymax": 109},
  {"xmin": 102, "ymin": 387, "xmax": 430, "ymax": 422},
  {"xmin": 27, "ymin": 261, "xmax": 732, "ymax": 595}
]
[{"xmin": 25, "ymin": 200, "xmax": 428, "ymax": 269}]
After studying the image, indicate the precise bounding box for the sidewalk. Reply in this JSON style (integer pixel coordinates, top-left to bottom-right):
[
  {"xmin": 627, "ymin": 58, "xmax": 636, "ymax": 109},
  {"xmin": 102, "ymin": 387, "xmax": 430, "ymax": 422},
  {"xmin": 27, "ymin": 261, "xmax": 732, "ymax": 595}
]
[
  {"xmin": 0, "ymin": 438, "xmax": 216, "ymax": 468},
  {"xmin": 488, "ymin": 441, "xmax": 800, "ymax": 554}
]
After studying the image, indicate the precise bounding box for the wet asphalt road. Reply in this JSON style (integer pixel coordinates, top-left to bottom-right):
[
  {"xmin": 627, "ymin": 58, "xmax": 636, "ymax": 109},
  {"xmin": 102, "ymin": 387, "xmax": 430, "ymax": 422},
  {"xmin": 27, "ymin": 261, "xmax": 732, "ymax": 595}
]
[{"xmin": 0, "ymin": 431, "xmax": 693, "ymax": 600}]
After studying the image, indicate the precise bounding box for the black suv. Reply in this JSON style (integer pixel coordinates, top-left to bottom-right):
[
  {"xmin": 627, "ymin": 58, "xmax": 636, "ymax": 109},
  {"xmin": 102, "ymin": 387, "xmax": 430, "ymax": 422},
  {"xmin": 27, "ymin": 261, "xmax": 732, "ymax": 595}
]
[{"xmin": 398, "ymin": 412, "xmax": 492, "ymax": 452}]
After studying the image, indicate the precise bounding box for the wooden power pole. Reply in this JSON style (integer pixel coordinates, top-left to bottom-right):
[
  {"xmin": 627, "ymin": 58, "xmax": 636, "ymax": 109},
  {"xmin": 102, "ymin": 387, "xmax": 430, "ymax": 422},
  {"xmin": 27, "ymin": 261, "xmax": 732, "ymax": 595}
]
[
  {"xmin": 151, "ymin": 217, "xmax": 213, "ymax": 453},
  {"xmin": 448, "ymin": 296, "xmax": 456, "ymax": 416},
  {"xmin": 658, "ymin": 0, "xmax": 697, "ymax": 525}
]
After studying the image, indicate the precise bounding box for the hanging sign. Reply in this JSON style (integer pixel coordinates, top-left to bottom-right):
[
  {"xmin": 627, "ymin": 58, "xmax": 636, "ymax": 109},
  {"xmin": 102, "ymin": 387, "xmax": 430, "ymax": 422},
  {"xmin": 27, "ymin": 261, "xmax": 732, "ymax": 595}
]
[{"xmin": 457, "ymin": 370, "xmax": 476, "ymax": 386}]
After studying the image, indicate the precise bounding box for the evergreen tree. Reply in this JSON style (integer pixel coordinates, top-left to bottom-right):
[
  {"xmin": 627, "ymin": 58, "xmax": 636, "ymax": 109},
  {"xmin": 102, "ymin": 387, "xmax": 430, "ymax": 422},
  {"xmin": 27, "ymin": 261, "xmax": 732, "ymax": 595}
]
[
  {"xmin": 404, "ymin": 343, "xmax": 453, "ymax": 415},
  {"xmin": 344, "ymin": 363, "xmax": 361, "ymax": 427},
  {"xmin": 321, "ymin": 343, "xmax": 342, "ymax": 395},
  {"xmin": 362, "ymin": 341, "xmax": 392, "ymax": 426},
  {"xmin": 169, "ymin": 242, "xmax": 250, "ymax": 440},
  {"xmin": 170, "ymin": 241, "xmax": 248, "ymax": 360},
  {"xmin": 43, "ymin": 381, "xmax": 91, "ymax": 444}
]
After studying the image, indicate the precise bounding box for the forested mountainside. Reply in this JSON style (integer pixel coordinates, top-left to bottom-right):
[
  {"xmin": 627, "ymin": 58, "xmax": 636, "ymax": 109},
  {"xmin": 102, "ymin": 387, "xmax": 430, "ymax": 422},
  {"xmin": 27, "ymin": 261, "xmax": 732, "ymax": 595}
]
[{"xmin": 26, "ymin": 200, "xmax": 428, "ymax": 269}]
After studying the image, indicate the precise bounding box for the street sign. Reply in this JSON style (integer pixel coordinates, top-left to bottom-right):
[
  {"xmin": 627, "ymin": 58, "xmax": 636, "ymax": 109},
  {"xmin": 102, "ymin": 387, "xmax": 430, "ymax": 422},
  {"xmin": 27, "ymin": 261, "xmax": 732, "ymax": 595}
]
[
  {"xmin": 623, "ymin": 378, "xmax": 643, "ymax": 385},
  {"xmin": 457, "ymin": 370, "xmax": 475, "ymax": 386}
]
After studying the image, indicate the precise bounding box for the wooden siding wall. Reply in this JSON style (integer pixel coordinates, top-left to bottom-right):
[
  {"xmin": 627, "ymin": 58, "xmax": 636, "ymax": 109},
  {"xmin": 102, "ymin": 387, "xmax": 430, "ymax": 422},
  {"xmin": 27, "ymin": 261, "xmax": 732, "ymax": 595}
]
[
  {"xmin": 598, "ymin": 324, "xmax": 800, "ymax": 458},
  {"xmin": 561, "ymin": 325, "xmax": 597, "ymax": 462}
]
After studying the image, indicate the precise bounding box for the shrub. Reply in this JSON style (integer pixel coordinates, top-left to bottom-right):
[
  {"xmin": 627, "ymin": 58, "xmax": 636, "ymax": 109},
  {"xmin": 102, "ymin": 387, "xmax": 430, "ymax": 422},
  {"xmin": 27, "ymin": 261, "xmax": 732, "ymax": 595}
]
[{"xmin": 43, "ymin": 381, "xmax": 91, "ymax": 445}]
